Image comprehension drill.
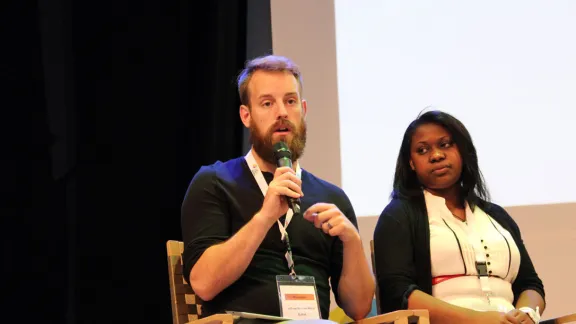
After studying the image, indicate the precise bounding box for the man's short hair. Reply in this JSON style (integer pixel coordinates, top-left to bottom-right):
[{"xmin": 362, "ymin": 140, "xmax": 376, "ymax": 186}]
[{"xmin": 237, "ymin": 55, "xmax": 303, "ymax": 107}]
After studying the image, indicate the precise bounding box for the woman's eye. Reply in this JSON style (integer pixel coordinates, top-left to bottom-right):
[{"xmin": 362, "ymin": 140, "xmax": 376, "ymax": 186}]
[
  {"xmin": 441, "ymin": 141, "xmax": 452, "ymax": 148},
  {"xmin": 417, "ymin": 147, "xmax": 428, "ymax": 154}
]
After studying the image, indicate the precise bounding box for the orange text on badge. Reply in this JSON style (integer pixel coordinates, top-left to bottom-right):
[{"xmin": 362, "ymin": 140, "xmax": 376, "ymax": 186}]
[{"xmin": 285, "ymin": 294, "xmax": 315, "ymax": 301}]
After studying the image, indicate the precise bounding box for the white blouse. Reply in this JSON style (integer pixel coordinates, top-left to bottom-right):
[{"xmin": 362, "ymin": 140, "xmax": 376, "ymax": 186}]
[{"xmin": 425, "ymin": 190, "xmax": 521, "ymax": 312}]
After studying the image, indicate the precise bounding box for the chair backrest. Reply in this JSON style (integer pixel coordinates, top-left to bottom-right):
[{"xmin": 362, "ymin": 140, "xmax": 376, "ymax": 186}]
[
  {"xmin": 354, "ymin": 309, "xmax": 430, "ymax": 324},
  {"xmin": 370, "ymin": 240, "xmax": 382, "ymax": 315},
  {"xmin": 166, "ymin": 240, "xmax": 202, "ymax": 324}
]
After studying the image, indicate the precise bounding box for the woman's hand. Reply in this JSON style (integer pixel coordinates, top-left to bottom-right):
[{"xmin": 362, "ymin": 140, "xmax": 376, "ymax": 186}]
[{"xmin": 504, "ymin": 309, "xmax": 535, "ymax": 324}]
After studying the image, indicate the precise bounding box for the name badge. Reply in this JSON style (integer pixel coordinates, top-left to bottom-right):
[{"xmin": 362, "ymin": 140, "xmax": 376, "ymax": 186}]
[{"xmin": 276, "ymin": 275, "xmax": 321, "ymax": 320}]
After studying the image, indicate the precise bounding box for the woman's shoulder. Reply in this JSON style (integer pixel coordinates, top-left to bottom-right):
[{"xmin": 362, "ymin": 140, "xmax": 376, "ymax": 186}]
[
  {"xmin": 479, "ymin": 200, "xmax": 520, "ymax": 233},
  {"xmin": 379, "ymin": 196, "xmax": 426, "ymax": 222},
  {"xmin": 480, "ymin": 200, "xmax": 510, "ymax": 218},
  {"xmin": 374, "ymin": 197, "xmax": 428, "ymax": 247}
]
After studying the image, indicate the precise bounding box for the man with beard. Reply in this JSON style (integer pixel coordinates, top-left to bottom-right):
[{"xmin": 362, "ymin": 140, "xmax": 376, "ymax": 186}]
[{"xmin": 181, "ymin": 55, "xmax": 375, "ymax": 321}]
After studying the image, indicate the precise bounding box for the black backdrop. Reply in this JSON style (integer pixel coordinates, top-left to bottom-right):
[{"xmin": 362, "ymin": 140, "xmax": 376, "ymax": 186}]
[{"xmin": 1, "ymin": 1, "xmax": 272, "ymax": 323}]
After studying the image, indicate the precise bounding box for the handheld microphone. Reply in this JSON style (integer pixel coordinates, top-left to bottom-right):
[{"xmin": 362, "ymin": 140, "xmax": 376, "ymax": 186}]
[{"xmin": 273, "ymin": 141, "xmax": 302, "ymax": 215}]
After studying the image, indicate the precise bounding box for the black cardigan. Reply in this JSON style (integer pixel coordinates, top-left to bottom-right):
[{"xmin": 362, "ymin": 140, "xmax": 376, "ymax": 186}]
[{"xmin": 373, "ymin": 195, "xmax": 545, "ymax": 314}]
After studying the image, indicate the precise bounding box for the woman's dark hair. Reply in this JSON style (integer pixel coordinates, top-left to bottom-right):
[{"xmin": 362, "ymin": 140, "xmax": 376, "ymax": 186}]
[{"xmin": 392, "ymin": 110, "xmax": 490, "ymax": 209}]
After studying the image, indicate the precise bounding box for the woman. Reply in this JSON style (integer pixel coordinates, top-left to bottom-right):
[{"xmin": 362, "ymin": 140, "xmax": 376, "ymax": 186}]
[{"xmin": 373, "ymin": 111, "xmax": 545, "ymax": 324}]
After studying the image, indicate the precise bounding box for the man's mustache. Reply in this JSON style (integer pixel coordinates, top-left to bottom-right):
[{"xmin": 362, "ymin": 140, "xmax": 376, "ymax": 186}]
[{"xmin": 267, "ymin": 119, "xmax": 297, "ymax": 134}]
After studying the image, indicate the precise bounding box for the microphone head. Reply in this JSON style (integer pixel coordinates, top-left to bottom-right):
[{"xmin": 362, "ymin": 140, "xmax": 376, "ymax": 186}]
[
  {"xmin": 273, "ymin": 141, "xmax": 293, "ymax": 168},
  {"xmin": 273, "ymin": 141, "xmax": 292, "ymax": 160}
]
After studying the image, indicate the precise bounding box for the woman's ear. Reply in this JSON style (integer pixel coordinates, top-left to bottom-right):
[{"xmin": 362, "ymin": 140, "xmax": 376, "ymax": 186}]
[{"xmin": 409, "ymin": 160, "xmax": 415, "ymax": 171}]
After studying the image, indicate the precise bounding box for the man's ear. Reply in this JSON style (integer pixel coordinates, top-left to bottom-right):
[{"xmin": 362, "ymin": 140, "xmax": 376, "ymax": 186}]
[
  {"xmin": 301, "ymin": 99, "xmax": 308, "ymax": 118},
  {"xmin": 239, "ymin": 104, "xmax": 251, "ymax": 128},
  {"xmin": 410, "ymin": 160, "xmax": 415, "ymax": 171}
]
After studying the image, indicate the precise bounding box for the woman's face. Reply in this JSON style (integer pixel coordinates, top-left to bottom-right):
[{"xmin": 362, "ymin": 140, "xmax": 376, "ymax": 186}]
[{"xmin": 409, "ymin": 123, "xmax": 463, "ymax": 191}]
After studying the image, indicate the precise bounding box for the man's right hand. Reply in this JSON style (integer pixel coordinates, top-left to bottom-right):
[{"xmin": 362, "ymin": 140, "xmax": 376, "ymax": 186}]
[{"xmin": 257, "ymin": 166, "xmax": 303, "ymax": 224}]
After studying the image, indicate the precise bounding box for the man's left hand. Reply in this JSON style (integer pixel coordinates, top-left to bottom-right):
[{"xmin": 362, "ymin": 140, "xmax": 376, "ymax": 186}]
[{"xmin": 303, "ymin": 203, "xmax": 360, "ymax": 243}]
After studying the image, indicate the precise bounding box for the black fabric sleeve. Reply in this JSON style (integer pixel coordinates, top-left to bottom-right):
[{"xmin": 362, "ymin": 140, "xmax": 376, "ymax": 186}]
[
  {"xmin": 494, "ymin": 206, "xmax": 546, "ymax": 305},
  {"xmin": 373, "ymin": 204, "xmax": 420, "ymax": 314},
  {"xmin": 180, "ymin": 164, "xmax": 230, "ymax": 285},
  {"xmin": 329, "ymin": 191, "xmax": 359, "ymax": 307}
]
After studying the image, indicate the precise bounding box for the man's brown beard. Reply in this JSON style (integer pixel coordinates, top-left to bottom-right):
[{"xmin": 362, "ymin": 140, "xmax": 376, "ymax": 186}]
[{"xmin": 249, "ymin": 118, "xmax": 307, "ymax": 165}]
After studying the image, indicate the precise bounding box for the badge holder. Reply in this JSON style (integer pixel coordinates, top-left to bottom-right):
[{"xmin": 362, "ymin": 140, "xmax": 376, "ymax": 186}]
[{"xmin": 276, "ymin": 275, "xmax": 321, "ymax": 320}]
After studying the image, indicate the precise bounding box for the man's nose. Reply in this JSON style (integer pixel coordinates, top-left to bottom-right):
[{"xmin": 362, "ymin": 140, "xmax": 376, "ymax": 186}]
[{"xmin": 276, "ymin": 102, "xmax": 288, "ymax": 118}]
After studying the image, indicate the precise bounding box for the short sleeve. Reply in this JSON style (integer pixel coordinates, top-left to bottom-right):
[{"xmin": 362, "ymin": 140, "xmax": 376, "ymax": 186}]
[
  {"xmin": 181, "ymin": 164, "xmax": 231, "ymax": 284},
  {"xmin": 373, "ymin": 205, "xmax": 420, "ymax": 313}
]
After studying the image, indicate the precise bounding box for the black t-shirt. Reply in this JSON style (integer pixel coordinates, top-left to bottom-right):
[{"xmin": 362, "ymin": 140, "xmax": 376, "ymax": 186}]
[{"xmin": 181, "ymin": 157, "xmax": 358, "ymax": 319}]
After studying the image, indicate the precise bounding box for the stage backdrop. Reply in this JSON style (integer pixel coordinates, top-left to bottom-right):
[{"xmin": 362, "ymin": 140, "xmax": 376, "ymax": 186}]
[{"xmin": 271, "ymin": 0, "xmax": 576, "ymax": 319}]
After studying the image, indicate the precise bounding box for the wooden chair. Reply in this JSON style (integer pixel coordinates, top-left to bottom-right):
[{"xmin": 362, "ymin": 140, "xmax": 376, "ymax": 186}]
[
  {"xmin": 363, "ymin": 240, "xmax": 429, "ymax": 324},
  {"xmin": 370, "ymin": 240, "xmax": 382, "ymax": 316},
  {"xmin": 352, "ymin": 310, "xmax": 429, "ymax": 324},
  {"xmin": 541, "ymin": 313, "xmax": 576, "ymax": 324},
  {"xmin": 166, "ymin": 240, "xmax": 233, "ymax": 324},
  {"xmin": 167, "ymin": 239, "xmax": 428, "ymax": 324}
]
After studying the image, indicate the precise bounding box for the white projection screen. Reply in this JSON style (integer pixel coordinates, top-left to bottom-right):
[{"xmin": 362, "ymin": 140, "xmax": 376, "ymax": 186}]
[{"xmin": 271, "ymin": 0, "xmax": 575, "ymax": 319}]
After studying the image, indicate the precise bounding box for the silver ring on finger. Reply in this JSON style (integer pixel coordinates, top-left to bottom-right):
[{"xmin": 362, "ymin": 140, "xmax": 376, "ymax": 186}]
[{"xmin": 326, "ymin": 222, "xmax": 333, "ymax": 229}]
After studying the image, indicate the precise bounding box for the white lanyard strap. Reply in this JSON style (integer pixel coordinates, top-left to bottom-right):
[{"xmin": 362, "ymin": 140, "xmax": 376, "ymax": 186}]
[
  {"xmin": 463, "ymin": 206, "xmax": 493, "ymax": 304},
  {"xmin": 245, "ymin": 149, "xmax": 302, "ymax": 276}
]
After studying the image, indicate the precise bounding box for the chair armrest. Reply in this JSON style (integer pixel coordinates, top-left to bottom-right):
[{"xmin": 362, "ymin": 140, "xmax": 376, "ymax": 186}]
[
  {"xmin": 540, "ymin": 312, "xmax": 576, "ymax": 324},
  {"xmin": 187, "ymin": 314, "xmax": 235, "ymax": 324},
  {"xmin": 351, "ymin": 309, "xmax": 429, "ymax": 324}
]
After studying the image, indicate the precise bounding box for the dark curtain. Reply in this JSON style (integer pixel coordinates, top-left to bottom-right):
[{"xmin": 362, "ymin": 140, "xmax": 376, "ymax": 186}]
[
  {"xmin": 244, "ymin": 0, "xmax": 273, "ymax": 153},
  {"xmin": 1, "ymin": 1, "xmax": 247, "ymax": 323},
  {"xmin": 0, "ymin": 1, "xmax": 68, "ymax": 322}
]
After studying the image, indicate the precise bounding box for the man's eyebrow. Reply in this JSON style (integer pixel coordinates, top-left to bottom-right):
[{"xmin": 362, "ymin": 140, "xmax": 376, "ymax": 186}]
[{"xmin": 257, "ymin": 94, "xmax": 273, "ymax": 100}]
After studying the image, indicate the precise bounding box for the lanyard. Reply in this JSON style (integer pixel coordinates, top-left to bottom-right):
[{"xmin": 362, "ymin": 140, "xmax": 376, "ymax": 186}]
[
  {"xmin": 245, "ymin": 149, "xmax": 302, "ymax": 276},
  {"xmin": 461, "ymin": 206, "xmax": 493, "ymax": 305}
]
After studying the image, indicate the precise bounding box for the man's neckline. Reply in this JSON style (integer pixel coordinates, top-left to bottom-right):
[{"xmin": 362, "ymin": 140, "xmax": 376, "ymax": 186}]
[{"xmin": 249, "ymin": 147, "xmax": 300, "ymax": 173}]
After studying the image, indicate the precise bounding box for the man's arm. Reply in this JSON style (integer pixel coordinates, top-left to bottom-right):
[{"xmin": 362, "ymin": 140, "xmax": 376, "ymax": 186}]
[
  {"xmin": 190, "ymin": 212, "xmax": 275, "ymax": 301},
  {"xmin": 183, "ymin": 165, "xmax": 302, "ymax": 301},
  {"xmin": 337, "ymin": 236, "xmax": 376, "ymax": 320},
  {"xmin": 303, "ymin": 203, "xmax": 375, "ymax": 320}
]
